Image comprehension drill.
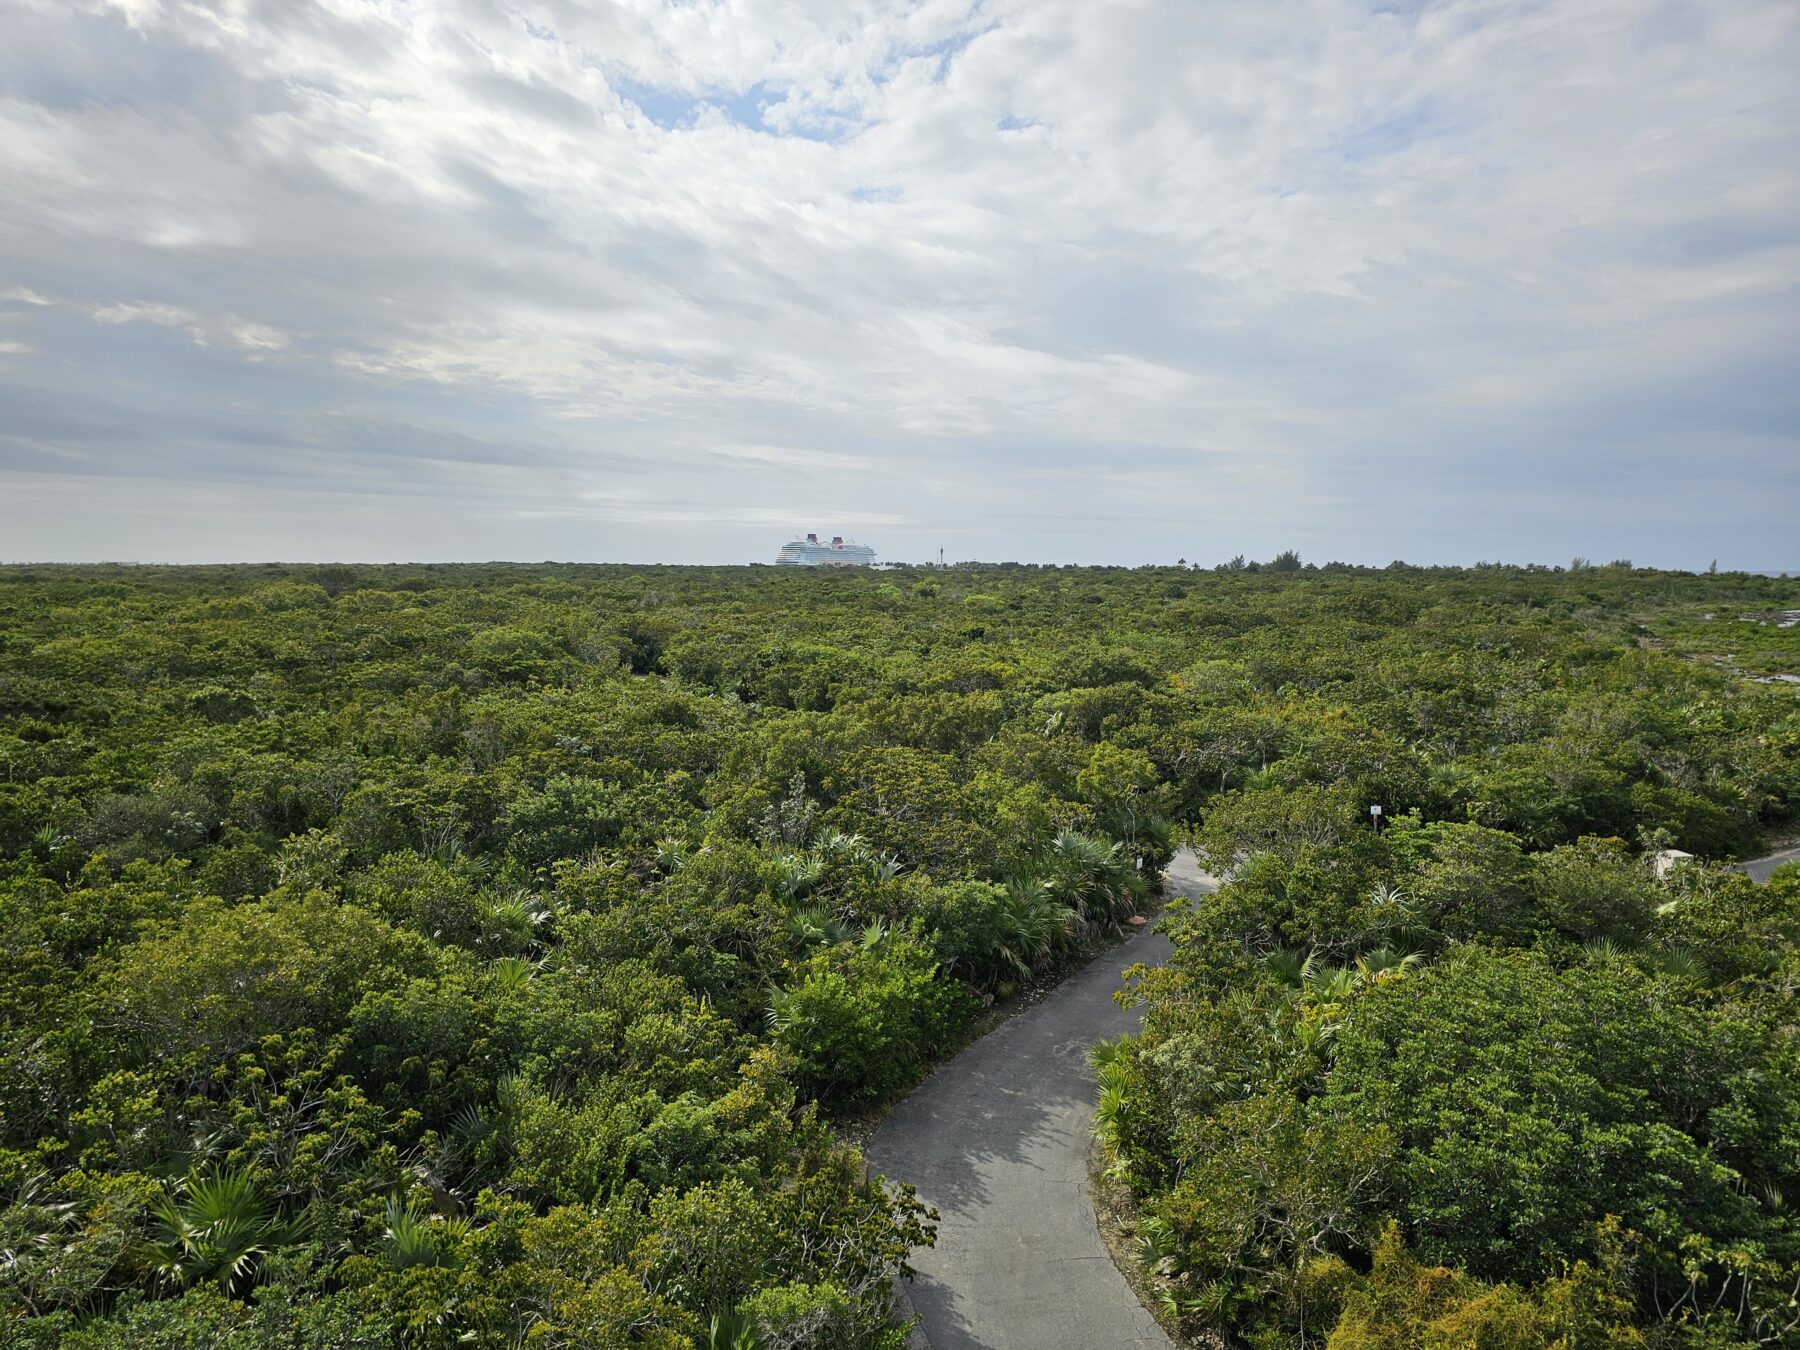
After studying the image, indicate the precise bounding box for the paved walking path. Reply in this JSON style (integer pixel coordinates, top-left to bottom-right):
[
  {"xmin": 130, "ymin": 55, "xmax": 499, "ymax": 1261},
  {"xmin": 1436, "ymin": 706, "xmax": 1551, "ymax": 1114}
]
[
  {"xmin": 1744, "ymin": 844, "xmax": 1800, "ymax": 883},
  {"xmin": 872, "ymin": 842, "xmax": 1790, "ymax": 1346},
  {"xmin": 868, "ymin": 850, "xmax": 1217, "ymax": 1349}
]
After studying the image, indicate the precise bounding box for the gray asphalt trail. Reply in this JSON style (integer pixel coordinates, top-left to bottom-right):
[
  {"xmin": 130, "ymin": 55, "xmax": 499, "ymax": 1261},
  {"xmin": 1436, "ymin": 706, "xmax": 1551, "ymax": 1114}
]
[
  {"xmin": 1744, "ymin": 845, "xmax": 1800, "ymax": 883},
  {"xmin": 870, "ymin": 842, "xmax": 1791, "ymax": 1346},
  {"xmin": 868, "ymin": 850, "xmax": 1217, "ymax": 1350}
]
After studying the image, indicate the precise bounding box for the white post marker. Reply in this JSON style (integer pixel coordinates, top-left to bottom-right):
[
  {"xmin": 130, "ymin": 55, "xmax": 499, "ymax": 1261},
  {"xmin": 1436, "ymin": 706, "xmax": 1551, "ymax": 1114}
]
[{"xmin": 1370, "ymin": 804, "xmax": 1382, "ymax": 830}]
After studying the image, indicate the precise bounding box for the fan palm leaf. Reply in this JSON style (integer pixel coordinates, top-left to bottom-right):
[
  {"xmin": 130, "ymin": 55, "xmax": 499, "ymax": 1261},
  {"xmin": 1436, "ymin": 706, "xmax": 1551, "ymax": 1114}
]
[{"xmin": 142, "ymin": 1167, "xmax": 288, "ymax": 1294}]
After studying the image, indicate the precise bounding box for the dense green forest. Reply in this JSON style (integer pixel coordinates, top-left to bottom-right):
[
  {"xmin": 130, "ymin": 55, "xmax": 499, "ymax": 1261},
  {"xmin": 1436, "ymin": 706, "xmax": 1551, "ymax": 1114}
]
[{"xmin": 1, "ymin": 559, "xmax": 1796, "ymax": 1348}]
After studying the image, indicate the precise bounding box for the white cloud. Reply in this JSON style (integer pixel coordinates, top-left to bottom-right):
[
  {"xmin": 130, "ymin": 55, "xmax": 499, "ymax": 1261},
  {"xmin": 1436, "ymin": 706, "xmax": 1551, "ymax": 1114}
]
[
  {"xmin": 91, "ymin": 302, "xmax": 289, "ymax": 354},
  {"xmin": 0, "ymin": 0, "xmax": 1796, "ymax": 564}
]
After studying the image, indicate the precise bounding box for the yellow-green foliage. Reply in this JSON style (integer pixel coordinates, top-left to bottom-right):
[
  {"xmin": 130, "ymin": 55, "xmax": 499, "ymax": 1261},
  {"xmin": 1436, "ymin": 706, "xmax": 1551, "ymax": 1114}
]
[{"xmin": 1327, "ymin": 1224, "xmax": 1647, "ymax": 1350}]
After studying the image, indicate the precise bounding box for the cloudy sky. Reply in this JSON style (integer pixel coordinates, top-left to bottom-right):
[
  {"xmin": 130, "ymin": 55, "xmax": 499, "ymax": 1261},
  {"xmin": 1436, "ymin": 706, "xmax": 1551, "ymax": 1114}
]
[{"xmin": 2, "ymin": 0, "xmax": 1796, "ymax": 567}]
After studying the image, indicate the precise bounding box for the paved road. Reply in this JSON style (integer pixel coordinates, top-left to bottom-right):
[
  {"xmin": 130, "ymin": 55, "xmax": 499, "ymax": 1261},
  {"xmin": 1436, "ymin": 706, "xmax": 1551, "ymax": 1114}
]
[
  {"xmin": 1744, "ymin": 845, "xmax": 1800, "ymax": 883},
  {"xmin": 869, "ymin": 841, "xmax": 1789, "ymax": 1347},
  {"xmin": 868, "ymin": 850, "xmax": 1218, "ymax": 1350}
]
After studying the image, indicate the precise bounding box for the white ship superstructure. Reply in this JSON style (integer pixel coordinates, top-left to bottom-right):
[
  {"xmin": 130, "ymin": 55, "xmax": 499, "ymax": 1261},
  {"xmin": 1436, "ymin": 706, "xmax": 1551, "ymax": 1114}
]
[{"xmin": 775, "ymin": 533, "xmax": 877, "ymax": 567}]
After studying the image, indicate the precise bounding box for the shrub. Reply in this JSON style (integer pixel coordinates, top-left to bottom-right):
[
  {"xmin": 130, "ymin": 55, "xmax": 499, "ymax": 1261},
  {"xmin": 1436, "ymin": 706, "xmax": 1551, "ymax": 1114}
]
[
  {"xmin": 502, "ymin": 775, "xmax": 632, "ymax": 870},
  {"xmin": 768, "ymin": 940, "xmax": 974, "ymax": 1106}
]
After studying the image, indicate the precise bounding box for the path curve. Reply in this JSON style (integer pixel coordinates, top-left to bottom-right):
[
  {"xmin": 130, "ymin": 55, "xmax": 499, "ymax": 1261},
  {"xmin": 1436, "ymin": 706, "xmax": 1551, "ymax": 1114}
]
[
  {"xmin": 868, "ymin": 850, "xmax": 1217, "ymax": 1349},
  {"xmin": 1744, "ymin": 844, "xmax": 1800, "ymax": 883}
]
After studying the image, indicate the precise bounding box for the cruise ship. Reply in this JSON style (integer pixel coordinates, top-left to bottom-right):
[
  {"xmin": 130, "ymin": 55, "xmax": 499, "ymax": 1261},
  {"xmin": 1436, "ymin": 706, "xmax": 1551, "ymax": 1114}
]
[{"xmin": 775, "ymin": 533, "xmax": 877, "ymax": 567}]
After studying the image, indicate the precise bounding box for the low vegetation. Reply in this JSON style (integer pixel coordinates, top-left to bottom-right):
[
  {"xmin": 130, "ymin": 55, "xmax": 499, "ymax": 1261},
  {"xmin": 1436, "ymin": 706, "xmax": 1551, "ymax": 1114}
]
[{"xmin": 1, "ymin": 557, "xmax": 1796, "ymax": 1346}]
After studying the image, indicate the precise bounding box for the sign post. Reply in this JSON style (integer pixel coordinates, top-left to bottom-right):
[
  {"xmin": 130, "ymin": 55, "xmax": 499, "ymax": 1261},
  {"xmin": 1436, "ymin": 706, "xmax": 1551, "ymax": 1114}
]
[{"xmin": 1369, "ymin": 804, "xmax": 1383, "ymax": 832}]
